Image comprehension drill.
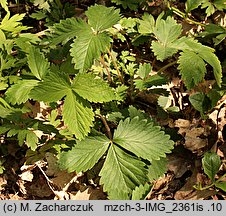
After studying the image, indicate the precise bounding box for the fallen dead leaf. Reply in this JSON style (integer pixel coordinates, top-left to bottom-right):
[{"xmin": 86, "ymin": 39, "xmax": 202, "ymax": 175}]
[
  {"xmin": 51, "ymin": 171, "xmax": 76, "ymax": 189},
  {"xmin": 174, "ymin": 169, "xmax": 216, "ymax": 200},
  {"xmin": 175, "ymin": 119, "xmax": 210, "ymax": 155},
  {"xmin": 69, "ymin": 186, "xmax": 107, "ymax": 200},
  {"xmin": 0, "ymin": 176, "xmax": 7, "ymax": 191},
  {"xmin": 19, "ymin": 170, "xmax": 33, "ymax": 182},
  {"xmin": 26, "ymin": 175, "xmax": 53, "ymax": 198},
  {"xmin": 45, "ymin": 152, "xmax": 61, "ymax": 177},
  {"xmin": 167, "ymin": 148, "xmax": 194, "ymax": 178}
]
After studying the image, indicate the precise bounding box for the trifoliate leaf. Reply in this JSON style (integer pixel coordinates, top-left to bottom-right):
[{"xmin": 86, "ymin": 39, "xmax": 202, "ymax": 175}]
[
  {"xmin": 63, "ymin": 91, "xmax": 94, "ymax": 140},
  {"xmin": 58, "ymin": 135, "xmax": 110, "ymax": 172},
  {"xmin": 113, "ymin": 117, "xmax": 174, "ymax": 161},
  {"xmin": 151, "ymin": 16, "xmax": 182, "ymax": 61},
  {"xmin": 29, "ymin": 72, "xmax": 71, "ymax": 102},
  {"xmin": 174, "ymin": 37, "xmax": 222, "ymax": 87},
  {"xmin": 48, "ymin": 17, "xmax": 87, "ymax": 45},
  {"xmin": 138, "ymin": 13, "xmax": 155, "ymax": 34},
  {"xmin": 72, "ymin": 73, "xmax": 116, "ymax": 103},
  {"xmin": 85, "ymin": 5, "xmax": 121, "ymax": 32},
  {"xmin": 132, "ymin": 183, "xmax": 151, "ymax": 200},
  {"xmin": 70, "ymin": 30, "xmax": 111, "ymax": 72},
  {"xmin": 5, "ymin": 80, "xmax": 39, "ymax": 105},
  {"xmin": 27, "ymin": 46, "xmax": 50, "ymax": 80},
  {"xmin": 148, "ymin": 157, "xmax": 167, "ymax": 181},
  {"xmin": 178, "ymin": 50, "xmax": 206, "ymax": 89},
  {"xmin": 99, "ymin": 144, "xmax": 148, "ymax": 200},
  {"xmin": 202, "ymin": 152, "xmax": 221, "ymax": 182}
]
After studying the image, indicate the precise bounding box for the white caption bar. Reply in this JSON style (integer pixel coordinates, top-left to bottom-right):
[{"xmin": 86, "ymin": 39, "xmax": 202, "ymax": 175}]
[{"xmin": 0, "ymin": 200, "xmax": 225, "ymax": 216}]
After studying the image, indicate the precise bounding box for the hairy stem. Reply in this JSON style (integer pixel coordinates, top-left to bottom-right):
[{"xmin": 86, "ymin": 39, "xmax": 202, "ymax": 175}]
[
  {"xmin": 96, "ymin": 114, "xmax": 113, "ymax": 140},
  {"xmin": 99, "ymin": 55, "xmax": 113, "ymax": 84},
  {"xmin": 107, "ymin": 48, "xmax": 124, "ymax": 84}
]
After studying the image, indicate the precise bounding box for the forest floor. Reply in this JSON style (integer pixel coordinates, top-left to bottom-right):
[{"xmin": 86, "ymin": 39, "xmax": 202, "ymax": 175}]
[{"xmin": 0, "ymin": 0, "xmax": 226, "ymax": 200}]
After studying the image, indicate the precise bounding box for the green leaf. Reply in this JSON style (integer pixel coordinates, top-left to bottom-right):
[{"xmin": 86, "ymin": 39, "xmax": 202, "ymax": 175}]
[
  {"xmin": 178, "ymin": 51, "xmax": 206, "ymax": 89},
  {"xmin": 70, "ymin": 30, "xmax": 111, "ymax": 72},
  {"xmin": 151, "ymin": 42, "xmax": 178, "ymax": 61},
  {"xmin": 30, "ymin": 72, "xmax": 71, "ymax": 102},
  {"xmin": 48, "ymin": 18, "xmax": 87, "ymax": 45},
  {"xmin": 111, "ymin": 0, "xmax": 144, "ymax": 11},
  {"xmin": 85, "ymin": 5, "xmax": 121, "ymax": 32},
  {"xmin": 189, "ymin": 92, "xmax": 210, "ymax": 115},
  {"xmin": 58, "ymin": 135, "xmax": 110, "ymax": 172},
  {"xmin": 132, "ymin": 183, "xmax": 151, "ymax": 200},
  {"xmin": 198, "ymin": 50, "xmax": 222, "ymax": 87},
  {"xmin": 72, "ymin": 73, "xmax": 116, "ymax": 103},
  {"xmin": 185, "ymin": 0, "xmax": 202, "ymax": 12},
  {"xmin": 214, "ymin": 0, "xmax": 226, "ymax": 11},
  {"xmin": 63, "ymin": 91, "xmax": 94, "ymax": 140},
  {"xmin": 0, "ymin": 0, "xmax": 9, "ymax": 13},
  {"xmin": 202, "ymin": 152, "xmax": 221, "ymax": 181},
  {"xmin": 175, "ymin": 38, "xmax": 222, "ymax": 87},
  {"xmin": 5, "ymin": 80, "xmax": 39, "ymax": 105},
  {"xmin": 137, "ymin": 63, "xmax": 152, "ymax": 79},
  {"xmin": 215, "ymin": 181, "xmax": 226, "ymax": 192},
  {"xmin": 148, "ymin": 158, "xmax": 167, "ymax": 181},
  {"xmin": 0, "ymin": 13, "xmax": 30, "ymax": 33},
  {"xmin": 25, "ymin": 130, "xmax": 39, "ymax": 151},
  {"xmin": 99, "ymin": 144, "xmax": 148, "ymax": 200},
  {"xmin": 128, "ymin": 106, "xmax": 147, "ymax": 120},
  {"xmin": 138, "ymin": 13, "xmax": 155, "ymax": 34},
  {"xmin": 113, "ymin": 117, "xmax": 174, "ymax": 161},
  {"xmin": 151, "ymin": 16, "xmax": 182, "ymax": 61},
  {"xmin": 27, "ymin": 47, "xmax": 50, "ymax": 80}
]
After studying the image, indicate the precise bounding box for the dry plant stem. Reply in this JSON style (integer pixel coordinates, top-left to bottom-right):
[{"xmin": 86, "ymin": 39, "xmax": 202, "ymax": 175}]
[
  {"xmin": 107, "ymin": 48, "xmax": 124, "ymax": 84},
  {"xmin": 96, "ymin": 114, "xmax": 113, "ymax": 140},
  {"xmin": 99, "ymin": 55, "xmax": 113, "ymax": 83},
  {"xmin": 36, "ymin": 163, "xmax": 55, "ymax": 193},
  {"xmin": 62, "ymin": 172, "xmax": 83, "ymax": 192}
]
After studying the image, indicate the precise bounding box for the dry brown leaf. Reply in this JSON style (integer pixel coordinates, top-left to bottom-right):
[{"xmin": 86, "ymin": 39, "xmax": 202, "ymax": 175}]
[
  {"xmin": 45, "ymin": 152, "xmax": 61, "ymax": 177},
  {"xmin": 167, "ymin": 149, "xmax": 194, "ymax": 178},
  {"xmin": 184, "ymin": 128, "xmax": 207, "ymax": 153},
  {"xmin": 19, "ymin": 170, "xmax": 33, "ymax": 182},
  {"xmin": 70, "ymin": 188, "xmax": 91, "ymax": 200},
  {"xmin": 51, "ymin": 171, "xmax": 76, "ymax": 189},
  {"xmin": 27, "ymin": 176, "xmax": 53, "ymax": 198},
  {"xmin": 175, "ymin": 119, "xmax": 209, "ymax": 154},
  {"xmin": 69, "ymin": 186, "xmax": 106, "ymax": 200},
  {"xmin": 0, "ymin": 176, "xmax": 7, "ymax": 191},
  {"xmin": 174, "ymin": 170, "xmax": 215, "ymax": 200}
]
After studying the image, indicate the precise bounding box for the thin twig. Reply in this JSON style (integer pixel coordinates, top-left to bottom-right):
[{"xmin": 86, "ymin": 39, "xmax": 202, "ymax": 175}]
[
  {"xmin": 96, "ymin": 114, "xmax": 113, "ymax": 140},
  {"xmin": 99, "ymin": 55, "xmax": 113, "ymax": 83},
  {"xmin": 107, "ymin": 48, "xmax": 124, "ymax": 84}
]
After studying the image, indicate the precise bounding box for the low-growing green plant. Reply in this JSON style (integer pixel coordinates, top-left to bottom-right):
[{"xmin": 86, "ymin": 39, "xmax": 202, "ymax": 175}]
[
  {"xmin": 194, "ymin": 152, "xmax": 226, "ymax": 192},
  {"xmin": 0, "ymin": 0, "xmax": 225, "ymax": 199}
]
